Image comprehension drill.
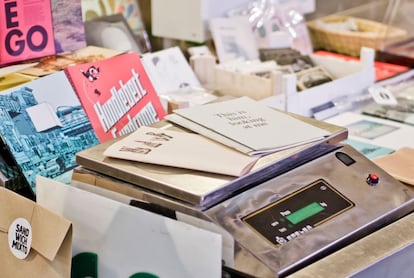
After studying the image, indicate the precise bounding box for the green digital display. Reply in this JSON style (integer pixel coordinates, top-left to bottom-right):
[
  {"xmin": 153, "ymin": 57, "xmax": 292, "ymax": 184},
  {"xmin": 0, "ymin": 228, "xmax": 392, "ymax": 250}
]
[{"xmin": 286, "ymin": 202, "xmax": 325, "ymax": 225}]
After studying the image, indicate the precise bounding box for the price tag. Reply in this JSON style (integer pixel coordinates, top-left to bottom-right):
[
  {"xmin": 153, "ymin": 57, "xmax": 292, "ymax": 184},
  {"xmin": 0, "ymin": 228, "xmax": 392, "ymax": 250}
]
[{"xmin": 368, "ymin": 86, "xmax": 398, "ymax": 105}]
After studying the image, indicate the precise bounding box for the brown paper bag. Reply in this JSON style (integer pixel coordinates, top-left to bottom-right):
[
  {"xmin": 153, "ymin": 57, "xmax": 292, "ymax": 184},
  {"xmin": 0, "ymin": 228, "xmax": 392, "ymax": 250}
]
[{"xmin": 0, "ymin": 187, "xmax": 72, "ymax": 277}]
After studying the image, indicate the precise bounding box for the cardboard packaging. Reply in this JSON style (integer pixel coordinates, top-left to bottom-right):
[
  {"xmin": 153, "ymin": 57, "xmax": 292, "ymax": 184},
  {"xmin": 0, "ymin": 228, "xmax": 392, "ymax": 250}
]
[{"xmin": 0, "ymin": 187, "xmax": 72, "ymax": 277}]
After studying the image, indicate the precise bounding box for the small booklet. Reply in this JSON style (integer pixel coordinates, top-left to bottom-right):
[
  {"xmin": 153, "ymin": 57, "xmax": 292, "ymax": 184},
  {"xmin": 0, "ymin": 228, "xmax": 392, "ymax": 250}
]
[
  {"xmin": 165, "ymin": 96, "xmax": 330, "ymax": 156},
  {"xmin": 103, "ymin": 126, "xmax": 259, "ymax": 177}
]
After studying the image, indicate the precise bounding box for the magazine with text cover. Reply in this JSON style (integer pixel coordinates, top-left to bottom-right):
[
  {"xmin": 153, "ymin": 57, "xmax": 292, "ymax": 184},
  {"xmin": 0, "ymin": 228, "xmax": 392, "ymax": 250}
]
[
  {"xmin": 0, "ymin": 0, "xmax": 86, "ymax": 65},
  {"xmin": 0, "ymin": 0, "xmax": 55, "ymax": 65},
  {"xmin": 64, "ymin": 52, "xmax": 166, "ymax": 142}
]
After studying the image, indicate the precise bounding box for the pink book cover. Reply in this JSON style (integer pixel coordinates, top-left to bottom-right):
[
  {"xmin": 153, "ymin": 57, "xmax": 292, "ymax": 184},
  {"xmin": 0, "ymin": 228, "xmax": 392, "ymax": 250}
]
[
  {"xmin": 64, "ymin": 52, "xmax": 166, "ymax": 142},
  {"xmin": 0, "ymin": 0, "xmax": 55, "ymax": 65}
]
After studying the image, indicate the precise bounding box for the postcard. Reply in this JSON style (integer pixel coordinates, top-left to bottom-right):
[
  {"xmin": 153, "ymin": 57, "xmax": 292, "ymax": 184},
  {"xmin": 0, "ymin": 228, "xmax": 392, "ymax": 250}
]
[
  {"xmin": 346, "ymin": 119, "xmax": 399, "ymax": 140},
  {"xmin": 209, "ymin": 16, "xmax": 259, "ymax": 63}
]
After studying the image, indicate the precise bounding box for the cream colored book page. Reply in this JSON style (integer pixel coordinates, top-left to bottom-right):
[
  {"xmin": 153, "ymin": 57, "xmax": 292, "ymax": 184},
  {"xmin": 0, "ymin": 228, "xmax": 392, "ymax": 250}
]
[
  {"xmin": 103, "ymin": 126, "xmax": 259, "ymax": 176},
  {"xmin": 165, "ymin": 113, "xmax": 254, "ymax": 155}
]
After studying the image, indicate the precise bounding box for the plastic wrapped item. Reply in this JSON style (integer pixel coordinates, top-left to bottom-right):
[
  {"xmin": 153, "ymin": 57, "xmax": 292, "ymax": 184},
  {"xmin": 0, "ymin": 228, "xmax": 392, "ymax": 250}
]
[
  {"xmin": 228, "ymin": 0, "xmax": 313, "ymax": 54},
  {"xmin": 277, "ymin": 5, "xmax": 313, "ymax": 54}
]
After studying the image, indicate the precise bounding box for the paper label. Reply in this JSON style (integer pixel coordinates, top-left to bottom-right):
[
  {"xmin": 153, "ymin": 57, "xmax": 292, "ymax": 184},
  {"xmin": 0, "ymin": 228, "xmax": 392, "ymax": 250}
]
[
  {"xmin": 8, "ymin": 218, "xmax": 32, "ymax": 259},
  {"xmin": 368, "ymin": 86, "xmax": 398, "ymax": 105}
]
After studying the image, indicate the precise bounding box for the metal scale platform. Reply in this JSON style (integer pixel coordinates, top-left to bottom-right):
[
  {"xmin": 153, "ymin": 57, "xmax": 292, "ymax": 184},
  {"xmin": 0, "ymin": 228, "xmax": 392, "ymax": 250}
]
[{"xmin": 75, "ymin": 116, "xmax": 414, "ymax": 277}]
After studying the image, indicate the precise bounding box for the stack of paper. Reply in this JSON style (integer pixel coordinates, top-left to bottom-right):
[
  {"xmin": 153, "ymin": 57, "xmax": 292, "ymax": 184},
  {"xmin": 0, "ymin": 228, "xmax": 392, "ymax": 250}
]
[{"xmin": 103, "ymin": 97, "xmax": 331, "ymax": 176}]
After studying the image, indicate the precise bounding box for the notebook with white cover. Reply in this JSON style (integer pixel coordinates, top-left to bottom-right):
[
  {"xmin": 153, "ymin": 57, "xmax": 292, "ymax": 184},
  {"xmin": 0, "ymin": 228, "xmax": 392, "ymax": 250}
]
[{"xmin": 166, "ymin": 97, "xmax": 330, "ymax": 156}]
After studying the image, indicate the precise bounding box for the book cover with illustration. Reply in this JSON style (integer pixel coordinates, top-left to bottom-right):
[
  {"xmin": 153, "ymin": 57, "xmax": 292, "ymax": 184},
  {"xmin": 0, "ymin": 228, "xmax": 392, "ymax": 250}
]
[
  {"xmin": 84, "ymin": 13, "xmax": 141, "ymax": 54},
  {"xmin": 0, "ymin": 138, "xmax": 35, "ymax": 200},
  {"xmin": 209, "ymin": 16, "xmax": 259, "ymax": 64},
  {"xmin": 140, "ymin": 46, "xmax": 201, "ymax": 95},
  {"xmin": 0, "ymin": 71, "xmax": 100, "ymax": 193},
  {"xmin": 81, "ymin": 0, "xmax": 144, "ymax": 35},
  {"xmin": 64, "ymin": 52, "xmax": 166, "ymax": 142},
  {"xmin": 51, "ymin": 0, "xmax": 86, "ymax": 53},
  {"xmin": 81, "ymin": 0, "xmax": 151, "ymax": 53},
  {"xmin": 0, "ymin": 0, "xmax": 56, "ymax": 65}
]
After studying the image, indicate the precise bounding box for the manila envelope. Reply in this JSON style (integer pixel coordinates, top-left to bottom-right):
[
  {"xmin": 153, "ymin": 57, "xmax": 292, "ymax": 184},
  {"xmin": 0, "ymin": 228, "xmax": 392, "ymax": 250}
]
[
  {"xmin": 373, "ymin": 147, "xmax": 414, "ymax": 186},
  {"xmin": 0, "ymin": 187, "xmax": 72, "ymax": 278}
]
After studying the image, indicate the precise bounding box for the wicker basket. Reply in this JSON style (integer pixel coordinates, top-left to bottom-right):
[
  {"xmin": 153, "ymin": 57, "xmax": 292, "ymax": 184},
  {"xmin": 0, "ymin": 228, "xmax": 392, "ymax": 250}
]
[{"xmin": 307, "ymin": 15, "xmax": 408, "ymax": 56}]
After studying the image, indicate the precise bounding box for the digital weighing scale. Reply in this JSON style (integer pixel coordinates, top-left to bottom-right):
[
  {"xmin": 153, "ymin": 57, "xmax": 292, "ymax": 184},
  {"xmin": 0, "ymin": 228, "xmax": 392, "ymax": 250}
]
[{"xmin": 75, "ymin": 117, "xmax": 414, "ymax": 277}]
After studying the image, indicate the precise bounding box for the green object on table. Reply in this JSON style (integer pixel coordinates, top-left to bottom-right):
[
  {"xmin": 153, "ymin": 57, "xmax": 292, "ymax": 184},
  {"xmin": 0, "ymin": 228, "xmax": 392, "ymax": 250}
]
[
  {"xmin": 129, "ymin": 272, "xmax": 159, "ymax": 278},
  {"xmin": 71, "ymin": 252, "xmax": 98, "ymax": 278}
]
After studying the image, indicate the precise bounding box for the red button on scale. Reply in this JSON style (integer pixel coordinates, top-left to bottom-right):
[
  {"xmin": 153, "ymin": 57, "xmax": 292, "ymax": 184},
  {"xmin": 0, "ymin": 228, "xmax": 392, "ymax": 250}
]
[{"xmin": 366, "ymin": 173, "xmax": 379, "ymax": 186}]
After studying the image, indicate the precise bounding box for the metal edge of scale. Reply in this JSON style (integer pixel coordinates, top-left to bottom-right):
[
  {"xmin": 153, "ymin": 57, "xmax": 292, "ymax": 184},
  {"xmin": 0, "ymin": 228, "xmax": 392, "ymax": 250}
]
[
  {"xmin": 204, "ymin": 144, "xmax": 414, "ymax": 277},
  {"xmin": 288, "ymin": 212, "xmax": 414, "ymax": 278},
  {"xmin": 202, "ymin": 142, "xmax": 342, "ymax": 210}
]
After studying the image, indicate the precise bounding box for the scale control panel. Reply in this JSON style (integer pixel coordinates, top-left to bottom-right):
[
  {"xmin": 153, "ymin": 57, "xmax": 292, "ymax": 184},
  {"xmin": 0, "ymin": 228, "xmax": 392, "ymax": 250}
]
[{"xmin": 242, "ymin": 179, "xmax": 354, "ymax": 246}]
